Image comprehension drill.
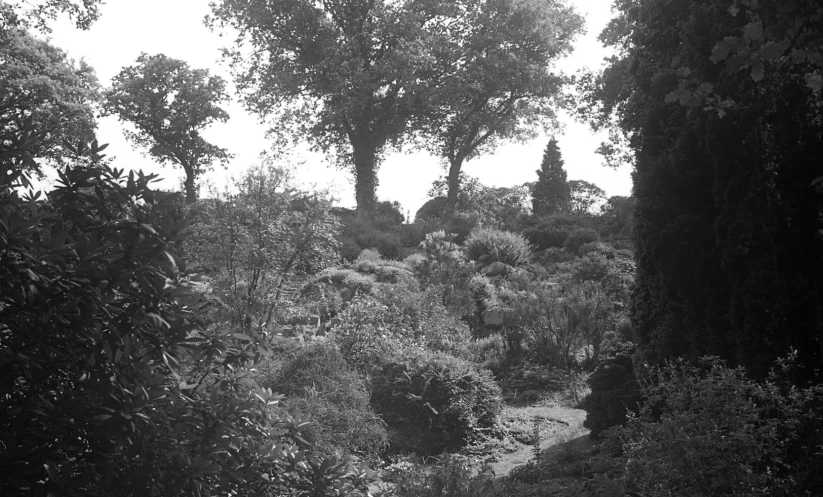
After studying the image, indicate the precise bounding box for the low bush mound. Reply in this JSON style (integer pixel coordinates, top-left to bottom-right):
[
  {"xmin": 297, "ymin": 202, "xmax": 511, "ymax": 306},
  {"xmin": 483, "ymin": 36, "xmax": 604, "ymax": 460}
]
[
  {"xmin": 563, "ymin": 227, "xmax": 600, "ymax": 254},
  {"xmin": 371, "ymin": 350, "xmax": 502, "ymax": 455},
  {"xmin": 465, "ymin": 228, "xmax": 532, "ymax": 267},
  {"xmin": 258, "ymin": 341, "xmax": 388, "ymax": 459}
]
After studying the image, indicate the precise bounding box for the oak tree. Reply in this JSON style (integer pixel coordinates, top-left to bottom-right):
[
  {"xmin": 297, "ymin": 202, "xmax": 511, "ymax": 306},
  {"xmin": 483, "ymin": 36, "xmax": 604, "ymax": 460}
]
[
  {"xmin": 414, "ymin": 0, "xmax": 582, "ymax": 209},
  {"xmin": 104, "ymin": 53, "xmax": 231, "ymax": 203},
  {"xmin": 209, "ymin": 0, "xmax": 445, "ymax": 218}
]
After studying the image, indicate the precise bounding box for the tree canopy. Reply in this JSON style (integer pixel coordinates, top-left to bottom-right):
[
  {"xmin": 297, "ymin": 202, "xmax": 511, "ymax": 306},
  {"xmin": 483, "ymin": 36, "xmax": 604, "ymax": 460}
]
[
  {"xmin": 0, "ymin": 26, "xmax": 99, "ymax": 184},
  {"xmin": 209, "ymin": 0, "xmax": 445, "ymax": 217},
  {"xmin": 104, "ymin": 53, "xmax": 231, "ymax": 203},
  {"xmin": 413, "ymin": 0, "xmax": 583, "ymax": 209}
]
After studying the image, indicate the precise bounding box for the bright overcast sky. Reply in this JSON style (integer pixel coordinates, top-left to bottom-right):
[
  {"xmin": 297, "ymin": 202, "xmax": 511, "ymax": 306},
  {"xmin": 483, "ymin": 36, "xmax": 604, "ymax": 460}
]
[{"xmin": 44, "ymin": 0, "xmax": 630, "ymax": 219}]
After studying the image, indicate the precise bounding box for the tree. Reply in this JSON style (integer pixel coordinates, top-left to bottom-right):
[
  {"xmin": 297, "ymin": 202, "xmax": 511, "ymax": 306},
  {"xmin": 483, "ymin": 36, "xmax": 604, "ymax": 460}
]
[
  {"xmin": 415, "ymin": 0, "xmax": 583, "ymax": 209},
  {"xmin": 0, "ymin": 0, "xmax": 103, "ymax": 31},
  {"xmin": 585, "ymin": 0, "xmax": 823, "ymax": 381},
  {"xmin": 568, "ymin": 179, "xmax": 606, "ymax": 214},
  {"xmin": 104, "ymin": 53, "xmax": 231, "ymax": 203},
  {"xmin": 531, "ymin": 138, "xmax": 570, "ymax": 216},
  {"xmin": 0, "ymin": 26, "xmax": 99, "ymax": 184},
  {"xmin": 209, "ymin": 0, "xmax": 445, "ymax": 218}
]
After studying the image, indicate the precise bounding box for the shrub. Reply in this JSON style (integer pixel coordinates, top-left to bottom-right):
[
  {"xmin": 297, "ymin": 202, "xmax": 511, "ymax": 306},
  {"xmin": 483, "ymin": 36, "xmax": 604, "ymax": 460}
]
[
  {"xmin": 610, "ymin": 356, "xmax": 823, "ymax": 496},
  {"xmin": 523, "ymin": 215, "xmax": 582, "ymax": 250},
  {"xmin": 258, "ymin": 341, "xmax": 388, "ymax": 459},
  {"xmin": 466, "ymin": 334, "xmax": 509, "ymax": 373},
  {"xmin": 582, "ymin": 353, "xmax": 641, "ymax": 439},
  {"xmin": 563, "ymin": 227, "xmax": 600, "ymax": 254},
  {"xmin": 465, "ymin": 228, "xmax": 532, "ymax": 267},
  {"xmin": 371, "ymin": 350, "xmax": 502, "ymax": 455}
]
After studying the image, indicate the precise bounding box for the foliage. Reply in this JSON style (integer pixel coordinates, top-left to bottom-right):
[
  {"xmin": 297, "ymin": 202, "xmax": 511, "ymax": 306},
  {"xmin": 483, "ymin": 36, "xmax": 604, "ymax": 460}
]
[
  {"xmin": 563, "ymin": 227, "xmax": 600, "ymax": 255},
  {"xmin": 413, "ymin": 0, "xmax": 583, "ymax": 208},
  {"xmin": 465, "ymin": 228, "xmax": 533, "ymax": 267},
  {"xmin": 531, "ymin": 138, "xmax": 571, "ymax": 216},
  {"xmin": 371, "ymin": 350, "xmax": 502, "ymax": 455},
  {"xmin": 208, "ymin": 0, "xmax": 443, "ymax": 215},
  {"xmin": 257, "ymin": 341, "xmax": 388, "ymax": 460},
  {"xmin": 426, "ymin": 174, "xmax": 531, "ymax": 232},
  {"xmin": 104, "ymin": 53, "xmax": 231, "ymax": 203},
  {"xmin": 188, "ymin": 163, "xmax": 340, "ymax": 328},
  {"xmin": 597, "ymin": 195, "xmax": 634, "ymax": 248},
  {"xmin": 509, "ymin": 280, "xmax": 616, "ymax": 370},
  {"xmin": 582, "ymin": 353, "xmax": 640, "ymax": 439},
  {"xmin": 0, "ymin": 0, "xmax": 103, "ymax": 31},
  {"xmin": 585, "ymin": 0, "xmax": 823, "ymax": 380},
  {"xmin": 567, "ymin": 180, "xmax": 606, "ymax": 215},
  {"xmin": 334, "ymin": 213, "xmax": 407, "ymax": 261},
  {"xmin": 333, "ymin": 285, "xmax": 471, "ymax": 372},
  {"xmin": 383, "ymin": 455, "xmax": 496, "ymax": 497},
  {"xmin": 0, "ymin": 164, "xmax": 371, "ymax": 496},
  {"xmin": 610, "ymin": 356, "xmax": 823, "ymax": 496},
  {"xmin": 413, "ymin": 230, "xmax": 474, "ymax": 317},
  {"xmin": 0, "ymin": 27, "xmax": 99, "ymax": 182},
  {"xmin": 523, "ymin": 214, "xmax": 583, "ymax": 250}
]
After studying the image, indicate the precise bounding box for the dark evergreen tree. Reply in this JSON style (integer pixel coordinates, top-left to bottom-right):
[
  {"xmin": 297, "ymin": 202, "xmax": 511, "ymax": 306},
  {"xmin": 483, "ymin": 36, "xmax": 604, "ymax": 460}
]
[
  {"xmin": 531, "ymin": 138, "xmax": 570, "ymax": 216},
  {"xmin": 586, "ymin": 0, "xmax": 823, "ymax": 382}
]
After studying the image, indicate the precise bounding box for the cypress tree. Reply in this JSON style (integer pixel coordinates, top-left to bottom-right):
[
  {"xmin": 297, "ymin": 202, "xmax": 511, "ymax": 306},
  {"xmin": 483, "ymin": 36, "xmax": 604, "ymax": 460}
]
[{"xmin": 531, "ymin": 138, "xmax": 570, "ymax": 216}]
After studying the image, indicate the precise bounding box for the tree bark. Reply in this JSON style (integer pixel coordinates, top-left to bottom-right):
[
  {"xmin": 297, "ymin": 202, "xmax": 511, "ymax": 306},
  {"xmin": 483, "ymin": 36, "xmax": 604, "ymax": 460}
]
[
  {"xmin": 353, "ymin": 144, "xmax": 378, "ymax": 220},
  {"xmin": 446, "ymin": 156, "xmax": 464, "ymax": 211},
  {"xmin": 183, "ymin": 167, "xmax": 197, "ymax": 204}
]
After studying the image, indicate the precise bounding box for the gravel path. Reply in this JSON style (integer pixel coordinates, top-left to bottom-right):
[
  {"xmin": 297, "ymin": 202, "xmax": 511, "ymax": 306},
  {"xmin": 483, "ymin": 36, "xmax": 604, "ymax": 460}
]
[{"xmin": 487, "ymin": 403, "xmax": 589, "ymax": 477}]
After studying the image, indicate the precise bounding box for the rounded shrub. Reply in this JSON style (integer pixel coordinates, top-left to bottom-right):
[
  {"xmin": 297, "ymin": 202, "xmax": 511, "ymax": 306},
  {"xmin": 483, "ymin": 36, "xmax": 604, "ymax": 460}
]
[
  {"xmin": 258, "ymin": 341, "xmax": 388, "ymax": 459},
  {"xmin": 464, "ymin": 228, "xmax": 532, "ymax": 267},
  {"xmin": 371, "ymin": 350, "xmax": 502, "ymax": 455},
  {"xmin": 563, "ymin": 227, "xmax": 600, "ymax": 254},
  {"xmin": 582, "ymin": 353, "xmax": 641, "ymax": 439}
]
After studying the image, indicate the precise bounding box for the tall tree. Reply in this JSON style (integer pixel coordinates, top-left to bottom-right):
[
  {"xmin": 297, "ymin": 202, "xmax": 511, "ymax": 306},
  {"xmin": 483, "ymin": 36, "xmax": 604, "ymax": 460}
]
[
  {"xmin": 531, "ymin": 138, "xmax": 570, "ymax": 216},
  {"xmin": 586, "ymin": 0, "xmax": 823, "ymax": 380},
  {"xmin": 416, "ymin": 0, "xmax": 583, "ymax": 209},
  {"xmin": 104, "ymin": 54, "xmax": 231, "ymax": 204},
  {"xmin": 0, "ymin": 26, "xmax": 99, "ymax": 184},
  {"xmin": 209, "ymin": 0, "xmax": 447, "ymax": 218}
]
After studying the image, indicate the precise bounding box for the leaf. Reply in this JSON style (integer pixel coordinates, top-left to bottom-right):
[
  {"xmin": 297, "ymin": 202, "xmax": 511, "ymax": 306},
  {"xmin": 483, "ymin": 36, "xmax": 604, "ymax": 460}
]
[
  {"xmin": 750, "ymin": 61, "xmax": 764, "ymax": 82},
  {"xmin": 711, "ymin": 41, "xmax": 733, "ymax": 64},
  {"xmin": 760, "ymin": 41, "xmax": 787, "ymax": 62},
  {"xmin": 744, "ymin": 21, "xmax": 762, "ymax": 42}
]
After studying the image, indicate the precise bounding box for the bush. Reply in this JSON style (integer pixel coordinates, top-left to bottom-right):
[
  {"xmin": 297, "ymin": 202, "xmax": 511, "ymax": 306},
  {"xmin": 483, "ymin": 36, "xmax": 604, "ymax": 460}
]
[
  {"xmin": 523, "ymin": 215, "xmax": 583, "ymax": 250},
  {"xmin": 610, "ymin": 356, "xmax": 823, "ymax": 496},
  {"xmin": 582, "ymin": 353, "xmax": 641, "ymax": 439},
  {"xmin": 466, "ymin": 334, "xmax": 509, "ymax": 373},
  {"xmin": 465, "ymin": 228, "xmax": 532, "ymax": 267},
  {"xmin": 371, "ymin": 350, "xmax": 502, "ymax": 455},
  {"xmin": 563, "ymin": 227, "xmax": 600, "ymax": 254},
  {"xmin": 258, "ymin": 341, "xmax": 388, "ymax": 460}
]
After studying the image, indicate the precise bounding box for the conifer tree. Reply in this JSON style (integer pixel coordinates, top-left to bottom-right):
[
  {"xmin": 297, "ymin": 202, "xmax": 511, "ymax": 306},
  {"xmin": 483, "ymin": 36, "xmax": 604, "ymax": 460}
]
[{"xmin": 531, "ymin": 138, "xmax": 570, "ymax": 216}]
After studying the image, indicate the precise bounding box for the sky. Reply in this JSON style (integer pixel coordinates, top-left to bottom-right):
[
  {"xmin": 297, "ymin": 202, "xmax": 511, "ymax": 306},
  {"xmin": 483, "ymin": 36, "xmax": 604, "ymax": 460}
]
[{"xmin": 43, "ymin": 0, "xmax": 630, "ymax": 220}]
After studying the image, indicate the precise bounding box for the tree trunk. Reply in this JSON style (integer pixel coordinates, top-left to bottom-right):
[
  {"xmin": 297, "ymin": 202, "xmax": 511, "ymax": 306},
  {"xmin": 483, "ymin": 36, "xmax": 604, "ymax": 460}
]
[
  {"xmin": 183, "ymin": 166, "xmax": 197, "ymax": 204},
  {"xmin": 353, "ymin": 145, "xmax": 378, "ymax": 220},
  {"xmin": 446, "ymin": 156, "xmax": 464, "ymax": 211}
]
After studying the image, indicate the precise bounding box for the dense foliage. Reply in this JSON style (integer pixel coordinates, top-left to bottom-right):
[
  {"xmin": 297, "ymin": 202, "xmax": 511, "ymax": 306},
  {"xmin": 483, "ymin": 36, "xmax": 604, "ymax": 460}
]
[
  {"xmin": 104, "ymin": 54, "xmax": 231, "ymax": 203},
  {"xmin": 0, "ymin": 164, "xmax": 371, "ymax": 496},
  {"xmin": 531, "ymin": 138, "xmax": 570, "ymax": 217},
  {"xmin": 609, "ymin": 356, "xmax": 823, "ymax": 496},
  {"xmin": 584, "ymin": 0, "xmax": 823, "ymax": 380}
]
